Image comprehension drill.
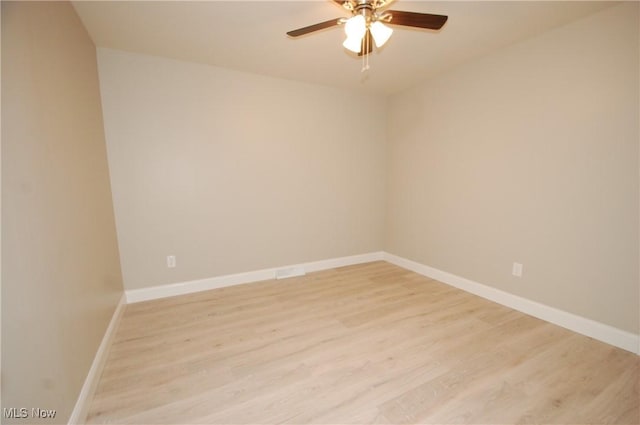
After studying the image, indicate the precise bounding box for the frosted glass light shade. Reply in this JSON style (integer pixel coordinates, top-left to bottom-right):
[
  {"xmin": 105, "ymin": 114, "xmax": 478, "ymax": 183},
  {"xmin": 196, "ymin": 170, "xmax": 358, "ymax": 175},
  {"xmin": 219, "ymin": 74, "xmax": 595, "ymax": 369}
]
[
  {"xmin": 370, "ymin": 21, "xmax": 393, "ymax": 47},
  {"xmin": 344, "ymin": 15, "xmax": 366, "ymax": 39},
  {"xmin": 343, "ymin": 35, "xmax": 363, "ymax": 53}
]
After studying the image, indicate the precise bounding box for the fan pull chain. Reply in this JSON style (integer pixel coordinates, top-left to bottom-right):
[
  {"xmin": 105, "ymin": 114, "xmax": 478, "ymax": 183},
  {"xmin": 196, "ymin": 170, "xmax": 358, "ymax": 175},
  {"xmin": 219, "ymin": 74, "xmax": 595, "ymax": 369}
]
[{"xmin": 361, "ymin": 32, "xmax": 370, "ymax": 73}]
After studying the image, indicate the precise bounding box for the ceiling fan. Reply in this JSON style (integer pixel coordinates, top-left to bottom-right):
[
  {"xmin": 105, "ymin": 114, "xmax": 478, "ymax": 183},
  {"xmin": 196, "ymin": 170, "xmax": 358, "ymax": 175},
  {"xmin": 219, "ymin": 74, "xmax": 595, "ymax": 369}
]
[{"xmin": 286, "ymin": 0, "xmax": 448, "ymax": 58}]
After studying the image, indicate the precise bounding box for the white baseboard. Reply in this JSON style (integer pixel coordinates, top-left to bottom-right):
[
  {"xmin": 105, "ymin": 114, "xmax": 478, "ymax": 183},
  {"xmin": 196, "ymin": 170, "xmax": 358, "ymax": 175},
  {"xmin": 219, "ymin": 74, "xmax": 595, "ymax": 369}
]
[
  {"xmin": 383, "ymin": 252, "xmax": 640, "ymax": 355},
  {"xmin": 125, "ymin": 251, "xmax": 385, "ymax": 304},
  {"xmin": 68, "ymin": 294, "xmax": 126, "ymax": 424},
  {"xmin": 124, "ymin": 250, "xmax": 638, "ymax": 354}
]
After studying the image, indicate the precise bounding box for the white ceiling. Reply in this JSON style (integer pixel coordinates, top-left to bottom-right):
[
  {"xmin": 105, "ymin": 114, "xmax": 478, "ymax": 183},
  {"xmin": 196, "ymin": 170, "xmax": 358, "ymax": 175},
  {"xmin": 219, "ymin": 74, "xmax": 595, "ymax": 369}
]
[{"xmin": 72, "ymin": 1, "xmax": 617, "ymax": 95}]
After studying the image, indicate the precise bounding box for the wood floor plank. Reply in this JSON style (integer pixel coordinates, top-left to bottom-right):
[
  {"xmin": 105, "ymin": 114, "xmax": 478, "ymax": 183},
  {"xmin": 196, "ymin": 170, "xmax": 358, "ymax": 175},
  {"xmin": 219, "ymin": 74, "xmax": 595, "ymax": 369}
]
[{"xmin": 86, "ymin": 261, "xmax": 639, "ymax": 424}]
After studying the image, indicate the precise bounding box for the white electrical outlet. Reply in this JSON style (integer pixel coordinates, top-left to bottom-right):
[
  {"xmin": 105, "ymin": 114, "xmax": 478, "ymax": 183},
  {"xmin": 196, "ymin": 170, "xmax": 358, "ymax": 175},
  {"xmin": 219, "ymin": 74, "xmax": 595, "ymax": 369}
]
[
  {"xmin": 512, "ymin": 262, "xmax": 523, "ymax": 277},
  {"xmin": 167, "ymin": 255, "xmax": 176, "ymax": 268}
]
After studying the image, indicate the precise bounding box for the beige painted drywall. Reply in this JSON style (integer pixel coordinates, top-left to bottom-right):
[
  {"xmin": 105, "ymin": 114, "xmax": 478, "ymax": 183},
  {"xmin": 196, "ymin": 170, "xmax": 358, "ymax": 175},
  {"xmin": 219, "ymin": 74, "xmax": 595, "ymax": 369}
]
[
  {"xmin": 97, "ymin": 49, "xmax": 387, "ymax": 290},
  {"xmin": 1, "ymin": 2, "xmax": 124, "ymax": 423},
  {"xmin": 386, "ymin": 2, "xmax": 639, "ymax": 333}
]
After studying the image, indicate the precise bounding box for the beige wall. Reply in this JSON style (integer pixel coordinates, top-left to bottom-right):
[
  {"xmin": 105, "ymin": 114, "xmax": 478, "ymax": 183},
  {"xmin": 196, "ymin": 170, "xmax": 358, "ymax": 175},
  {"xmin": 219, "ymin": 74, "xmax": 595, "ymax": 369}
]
[
  {"xmin": 97, "ymin": 49, "xmax": 387, "ymax": 290},
  {"xmin": 386, "ymin": 2, "xmax": 639, "ymax": 333},
  {"xmin": 1, "ymin": 2, "xmax": 124, "ymax": 423}
]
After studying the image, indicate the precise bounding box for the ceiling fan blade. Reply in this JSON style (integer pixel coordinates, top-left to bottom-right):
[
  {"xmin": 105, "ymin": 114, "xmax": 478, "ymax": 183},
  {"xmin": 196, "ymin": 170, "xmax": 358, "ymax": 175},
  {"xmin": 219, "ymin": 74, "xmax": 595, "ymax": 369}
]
[
  {"xmin": 386, "ymin": 10, "xmax": 448, "ymax": 30},
  {"xmin": 358, "ymin": 30, "xmax": 373, "ymax": 56},
  {"xmin": 286, "ymin": 18, "xmax": 343, "ymax": 37}
]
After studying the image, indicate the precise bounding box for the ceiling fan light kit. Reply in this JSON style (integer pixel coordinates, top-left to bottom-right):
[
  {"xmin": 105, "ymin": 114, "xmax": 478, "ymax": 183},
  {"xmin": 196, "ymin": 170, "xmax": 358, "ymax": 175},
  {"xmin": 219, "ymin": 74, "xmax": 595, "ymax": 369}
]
[
  {"xmin": 343, "ymin": 14, "xmax": 367, "ymax": 52},
  {"xmin": 370, "ymin": 21, "xmax": 393, "ymax": 48},
  {"xmin": 287, "ymin": 0, "xmax": 448, "ymax": 66}
]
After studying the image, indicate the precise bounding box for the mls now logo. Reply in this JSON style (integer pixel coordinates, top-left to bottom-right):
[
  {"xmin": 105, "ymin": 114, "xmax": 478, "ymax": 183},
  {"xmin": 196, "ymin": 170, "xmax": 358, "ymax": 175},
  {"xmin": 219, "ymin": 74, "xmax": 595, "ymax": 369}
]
[{"xmin": 3, "ymin": 407, "xmax": 56, "ymax": 419}]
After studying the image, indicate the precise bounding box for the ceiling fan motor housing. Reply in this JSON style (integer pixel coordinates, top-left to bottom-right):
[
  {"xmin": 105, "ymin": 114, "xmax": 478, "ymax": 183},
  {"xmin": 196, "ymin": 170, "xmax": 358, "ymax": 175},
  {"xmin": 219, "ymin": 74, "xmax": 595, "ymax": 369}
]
[{"xmin": 351, "ymin": 0, "xmax": 384, "ymax": 24}]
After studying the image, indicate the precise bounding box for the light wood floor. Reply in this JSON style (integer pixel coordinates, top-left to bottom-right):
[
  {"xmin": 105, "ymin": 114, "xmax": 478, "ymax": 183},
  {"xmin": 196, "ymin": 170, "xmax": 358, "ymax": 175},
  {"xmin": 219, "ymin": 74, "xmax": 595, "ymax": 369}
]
[{"xmin": 87, "ymin": 261, "xmax": 639, "ymax": 424}]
